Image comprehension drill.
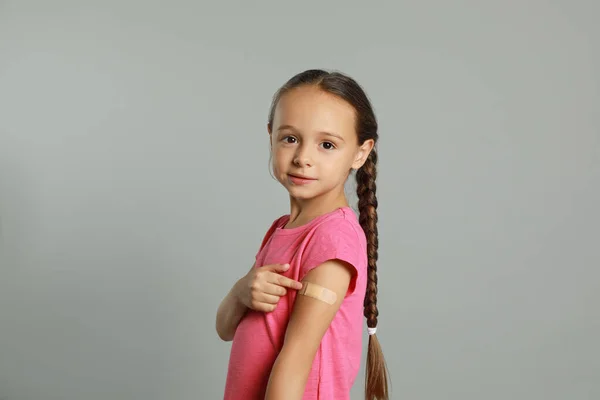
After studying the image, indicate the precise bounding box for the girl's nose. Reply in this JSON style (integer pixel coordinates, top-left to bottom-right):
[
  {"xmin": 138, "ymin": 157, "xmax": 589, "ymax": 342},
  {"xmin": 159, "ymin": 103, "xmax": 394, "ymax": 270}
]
[
  {"xmin": 293, "ymin": 156, "xmax": 312, "ymax": 167},
  {"xmin": 293, "ymin": 153, "xmax": 313, "ymax": 167},
  {"xmin": 293, "ymin": 146, "xmax": 313, "ymax": 167}
]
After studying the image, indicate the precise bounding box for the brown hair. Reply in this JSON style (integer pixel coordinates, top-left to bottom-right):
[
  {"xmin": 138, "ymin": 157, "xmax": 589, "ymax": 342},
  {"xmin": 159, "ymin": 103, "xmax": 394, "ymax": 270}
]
[{"xmin": 267, "ymin": 69, "xmax": 390, "ymax": 399}]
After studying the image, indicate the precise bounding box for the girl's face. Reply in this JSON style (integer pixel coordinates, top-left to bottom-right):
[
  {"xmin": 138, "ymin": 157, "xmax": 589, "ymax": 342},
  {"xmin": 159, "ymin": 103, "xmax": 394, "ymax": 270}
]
[{"xmin": 269, "ymin": 85, "xmax": 373, "ymax": 202}]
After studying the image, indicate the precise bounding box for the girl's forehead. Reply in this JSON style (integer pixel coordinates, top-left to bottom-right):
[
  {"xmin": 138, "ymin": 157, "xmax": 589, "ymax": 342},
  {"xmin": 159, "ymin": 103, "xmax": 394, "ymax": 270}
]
[{"xmin": 274, "ymin": 86, "xmax": 357, "ymax": 135}]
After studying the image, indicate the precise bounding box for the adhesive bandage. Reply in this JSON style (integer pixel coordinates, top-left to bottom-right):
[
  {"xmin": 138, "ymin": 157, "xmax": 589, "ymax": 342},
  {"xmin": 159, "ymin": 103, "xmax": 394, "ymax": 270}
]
[{"xmin": 298, "ymin": 282, "xmax": 337, "ymax": 304}]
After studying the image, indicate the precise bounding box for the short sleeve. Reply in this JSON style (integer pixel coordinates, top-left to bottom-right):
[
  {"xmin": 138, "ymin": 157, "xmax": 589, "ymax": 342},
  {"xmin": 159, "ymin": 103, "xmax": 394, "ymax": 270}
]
[
  {"xmin": 300, "ymin": 218, "xmax": 365, "ymax": 297},
  {"xmin": 255, "ymin": 215, "xmax": 286, "ymax": 260}
]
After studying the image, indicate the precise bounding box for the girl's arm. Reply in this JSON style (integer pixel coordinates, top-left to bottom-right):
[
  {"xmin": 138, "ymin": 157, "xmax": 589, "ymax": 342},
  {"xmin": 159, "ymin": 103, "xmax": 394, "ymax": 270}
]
[
  {"xmin": 216, "ymin": 262, "xmax": 303, "ymax": 341},
  {"xmin": 215, "ymin": 264, "xmax": 253, "ymax": 341},
  {"xmin": 264, "ymin": 259, "xmax": 353, "ymax": 400}
]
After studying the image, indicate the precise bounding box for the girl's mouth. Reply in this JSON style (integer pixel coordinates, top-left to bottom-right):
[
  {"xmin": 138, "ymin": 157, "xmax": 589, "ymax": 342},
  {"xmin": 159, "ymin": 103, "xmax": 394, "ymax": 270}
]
[{"xmin": 288, "ymin": 174, "xmax": 317, "ymax": 185}]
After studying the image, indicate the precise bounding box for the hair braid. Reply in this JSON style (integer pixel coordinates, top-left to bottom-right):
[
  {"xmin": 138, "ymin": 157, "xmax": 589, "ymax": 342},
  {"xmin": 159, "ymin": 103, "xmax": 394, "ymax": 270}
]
[
  {"xmin": 357, "ymin": 150, "xmax": 379, "ymax": 327},
  {"xmin": 356, "ymin": 149, "xmax": 388, "ymax": 400}
]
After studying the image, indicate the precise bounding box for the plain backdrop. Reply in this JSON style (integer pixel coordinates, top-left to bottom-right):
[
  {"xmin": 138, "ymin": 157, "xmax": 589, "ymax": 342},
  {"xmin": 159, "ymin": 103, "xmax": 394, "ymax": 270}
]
[{"xmin": 0, "ymin": 1, "xmax": 598, "ymax": 399}]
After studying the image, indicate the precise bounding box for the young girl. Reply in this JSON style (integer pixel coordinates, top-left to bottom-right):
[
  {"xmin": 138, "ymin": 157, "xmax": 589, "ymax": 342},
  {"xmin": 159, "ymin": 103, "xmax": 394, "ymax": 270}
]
[{"xmin": 216, "ymin": 69, "xmax": 389, "ymax": 400}]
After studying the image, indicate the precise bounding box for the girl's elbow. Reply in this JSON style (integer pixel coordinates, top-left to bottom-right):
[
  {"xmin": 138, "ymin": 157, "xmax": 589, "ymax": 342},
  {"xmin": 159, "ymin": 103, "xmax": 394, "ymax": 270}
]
[
  {"xmin": 215, "ymin": 318, "xmax": 234, "ymax": 341},
  {"xmin": 219, "ymin": 332, "xmax": 234, "ymax": 342},
  {"xmin": 216, "ymin": 325, "xmax": 233, "ymax": 342}
]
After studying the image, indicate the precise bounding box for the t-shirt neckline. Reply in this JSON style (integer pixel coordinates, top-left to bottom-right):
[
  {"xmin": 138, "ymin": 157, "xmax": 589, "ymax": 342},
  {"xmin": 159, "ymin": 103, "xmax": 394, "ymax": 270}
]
[{"xmin": 274, "ymin": 206, "xmax": 352, "ymax": 236}]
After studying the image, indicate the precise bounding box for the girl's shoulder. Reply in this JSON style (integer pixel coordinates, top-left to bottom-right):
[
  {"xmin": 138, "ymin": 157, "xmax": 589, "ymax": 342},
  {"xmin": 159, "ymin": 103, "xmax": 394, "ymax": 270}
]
[
  {"xmin": 315, "ymin": 206, "xmax": 364, "ymax": 234},
  {"xmin": 299, "ymin": 207, "xmax": 368, "ymax": 286},
  {"xmin": 307, "ymin": 207, "xmax": 366, "ymax": 250}
]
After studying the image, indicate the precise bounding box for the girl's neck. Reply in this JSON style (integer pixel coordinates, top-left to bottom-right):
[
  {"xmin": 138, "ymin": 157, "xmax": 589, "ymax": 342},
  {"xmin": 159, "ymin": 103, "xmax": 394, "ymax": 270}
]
[{"xmin": 286, "ymin": 191, "xmax": 349, "ymax": 229}]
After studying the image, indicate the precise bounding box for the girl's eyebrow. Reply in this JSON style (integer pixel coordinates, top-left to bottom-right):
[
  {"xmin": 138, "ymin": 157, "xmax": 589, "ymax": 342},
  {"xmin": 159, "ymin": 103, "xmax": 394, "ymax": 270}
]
[
  {"xmin": 321, "ymin": 131, "xmax": 345, "ymax": 142},
  {"xmin": 277, "ymin": 124, "xmax": 345, "ymax": 142}
]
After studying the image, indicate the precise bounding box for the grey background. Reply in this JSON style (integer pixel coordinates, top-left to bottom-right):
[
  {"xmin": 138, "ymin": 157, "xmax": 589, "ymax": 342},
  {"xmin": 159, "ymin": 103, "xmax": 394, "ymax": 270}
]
[{"xmin": 0, "ymin": 1, "xmax": 598, "ymax": 399}]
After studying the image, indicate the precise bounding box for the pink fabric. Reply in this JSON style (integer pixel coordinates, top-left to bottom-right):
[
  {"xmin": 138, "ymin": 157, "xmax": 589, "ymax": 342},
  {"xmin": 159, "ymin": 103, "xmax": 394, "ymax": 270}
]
[{"xmin": 224, "ymin": 207, "xmax": 368, "ymax": 400}]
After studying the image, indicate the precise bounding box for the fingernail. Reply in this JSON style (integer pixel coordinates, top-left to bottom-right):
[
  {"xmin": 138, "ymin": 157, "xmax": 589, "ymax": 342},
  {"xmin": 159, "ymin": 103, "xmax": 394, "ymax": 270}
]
[{"xmin": 283, "ymin": 263, "xmax": 290, "ymax": 269}]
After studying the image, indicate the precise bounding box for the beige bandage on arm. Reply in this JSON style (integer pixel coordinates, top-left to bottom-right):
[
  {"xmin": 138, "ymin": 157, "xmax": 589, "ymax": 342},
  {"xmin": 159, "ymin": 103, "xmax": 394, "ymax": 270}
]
[{"xmin": 298, "ymin": 281, "xmax": 337, "ymax": 304}]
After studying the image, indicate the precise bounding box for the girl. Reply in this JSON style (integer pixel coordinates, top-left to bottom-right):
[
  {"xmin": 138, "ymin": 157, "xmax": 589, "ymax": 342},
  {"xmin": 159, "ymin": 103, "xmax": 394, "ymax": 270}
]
[{"xmin": 216, "ymin": 69, "xmax": 389, "ymax": 400}]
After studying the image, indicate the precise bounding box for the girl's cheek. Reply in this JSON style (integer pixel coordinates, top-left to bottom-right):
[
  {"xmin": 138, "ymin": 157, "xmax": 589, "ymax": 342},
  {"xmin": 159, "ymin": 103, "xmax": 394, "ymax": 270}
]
[{"xmin": 272, "ymin": 162, "xmax": 281, "ymax": 176}]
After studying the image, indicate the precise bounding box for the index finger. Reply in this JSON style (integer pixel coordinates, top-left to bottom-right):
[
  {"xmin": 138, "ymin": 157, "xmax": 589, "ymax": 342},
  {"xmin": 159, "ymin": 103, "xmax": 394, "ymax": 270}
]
[{"xmin": 270, "ymin": 272, "xmax": 303, "ymax": 290}]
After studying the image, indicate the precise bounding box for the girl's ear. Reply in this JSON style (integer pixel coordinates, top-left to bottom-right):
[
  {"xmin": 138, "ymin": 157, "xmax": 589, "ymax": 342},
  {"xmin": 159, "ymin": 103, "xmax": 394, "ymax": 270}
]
[{"xmin": 352, "ymin": 139, "xmax": 375, "ymax": 170}]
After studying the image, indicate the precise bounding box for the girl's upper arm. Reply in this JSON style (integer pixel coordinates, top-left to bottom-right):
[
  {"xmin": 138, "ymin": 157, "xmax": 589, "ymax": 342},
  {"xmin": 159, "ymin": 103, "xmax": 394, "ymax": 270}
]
[{"xmin": 280, "ymin": 258, "xmax": 353, "ymax": 358}]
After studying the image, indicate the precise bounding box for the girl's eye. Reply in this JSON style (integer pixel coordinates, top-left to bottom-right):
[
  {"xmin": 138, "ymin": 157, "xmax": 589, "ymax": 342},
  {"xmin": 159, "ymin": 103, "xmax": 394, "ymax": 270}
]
[
  {"xmin": 321, "ymin": 142, "xmax": 336, "ymax": 150},
  {"xmin": 283, "ymin": 136, "xmax": 297, "ymax": 144}
]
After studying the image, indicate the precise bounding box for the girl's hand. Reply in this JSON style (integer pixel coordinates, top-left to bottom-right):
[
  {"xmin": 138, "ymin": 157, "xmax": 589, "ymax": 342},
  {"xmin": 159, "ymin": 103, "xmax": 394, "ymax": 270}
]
[{"xmin": 235, "ymin": 263, "xmax": 303, "ymax": 312}]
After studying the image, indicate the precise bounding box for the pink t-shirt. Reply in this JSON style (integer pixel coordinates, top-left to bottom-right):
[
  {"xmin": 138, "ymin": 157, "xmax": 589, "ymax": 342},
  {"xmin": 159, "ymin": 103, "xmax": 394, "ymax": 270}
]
[{"xmin": 223, "ymin": 206, "xmax": 368, "ymax": 400}]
